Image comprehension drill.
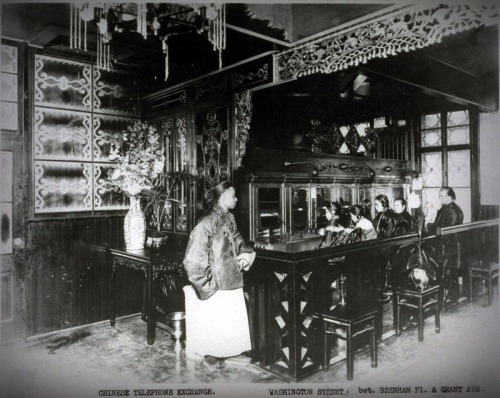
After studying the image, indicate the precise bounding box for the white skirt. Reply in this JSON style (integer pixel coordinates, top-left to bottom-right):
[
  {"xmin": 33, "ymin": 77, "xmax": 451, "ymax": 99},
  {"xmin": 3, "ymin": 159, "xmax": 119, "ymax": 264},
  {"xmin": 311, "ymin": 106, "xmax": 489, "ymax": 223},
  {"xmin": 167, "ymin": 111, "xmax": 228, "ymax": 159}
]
[{"xmin": 183, "ymin": 285, "xmax": 252, "ymax": 359}]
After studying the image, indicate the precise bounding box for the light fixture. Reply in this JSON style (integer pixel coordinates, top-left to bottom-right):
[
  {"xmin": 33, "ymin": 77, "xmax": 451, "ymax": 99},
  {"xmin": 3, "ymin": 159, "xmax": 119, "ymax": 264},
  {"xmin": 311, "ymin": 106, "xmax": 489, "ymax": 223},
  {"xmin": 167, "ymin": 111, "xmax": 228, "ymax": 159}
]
[{"xmin": 70, "ymin": 3, "xmax": 226, "ymax": 80}]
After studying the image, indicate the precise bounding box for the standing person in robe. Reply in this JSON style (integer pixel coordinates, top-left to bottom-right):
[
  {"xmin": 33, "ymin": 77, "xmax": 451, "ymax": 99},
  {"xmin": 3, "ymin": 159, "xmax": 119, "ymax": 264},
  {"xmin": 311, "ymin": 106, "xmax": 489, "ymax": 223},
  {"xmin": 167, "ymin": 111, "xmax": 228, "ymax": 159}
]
[{"xmin": 183, "ymin": 181, "xmax": 256, "ymax": 369}]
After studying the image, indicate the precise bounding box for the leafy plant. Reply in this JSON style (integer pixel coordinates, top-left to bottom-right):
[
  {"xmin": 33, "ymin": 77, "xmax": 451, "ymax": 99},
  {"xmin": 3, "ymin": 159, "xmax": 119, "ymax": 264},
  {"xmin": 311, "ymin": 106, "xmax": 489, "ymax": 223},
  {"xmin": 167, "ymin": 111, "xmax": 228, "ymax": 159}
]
[
  {"xmin": 140, "ymin": 171, "xmax": 197, "ymax": 235},
  {"xmin": 398, "ymin": 215, "xmax": 440, "ymax": 284}
]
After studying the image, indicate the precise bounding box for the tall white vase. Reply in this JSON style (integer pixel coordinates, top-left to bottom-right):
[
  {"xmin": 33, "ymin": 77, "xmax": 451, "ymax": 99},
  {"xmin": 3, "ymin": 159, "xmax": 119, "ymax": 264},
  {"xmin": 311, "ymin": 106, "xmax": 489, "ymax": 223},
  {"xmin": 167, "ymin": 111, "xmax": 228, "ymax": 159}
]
[{"xmin": 124, "ymin": 196, "xmax": 146, "ymax": 250}]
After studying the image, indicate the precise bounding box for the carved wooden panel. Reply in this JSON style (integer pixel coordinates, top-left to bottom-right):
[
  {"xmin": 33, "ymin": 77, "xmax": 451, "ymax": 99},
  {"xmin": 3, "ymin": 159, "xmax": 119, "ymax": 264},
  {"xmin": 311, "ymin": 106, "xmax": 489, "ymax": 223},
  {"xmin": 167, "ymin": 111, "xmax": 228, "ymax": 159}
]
[
  {"xmin": 93, "ymin": 163, "xmax": 128, "ymax": 210},
  {"xmin": 93, "ymin": 67, "xmax": 139, "ymax": 116},
  {"xmin": 35, "ymin": 55, "xmax": 92, "ymax": 110},
  {"xmin": 195, "ymin": 107, "xmax": 229, "ymax": 189},
  {"xmin": 34, "ymin": 108, "xmax": 92, "ymax": 161},
  {"xmin": 34, "ymin": 161, "xmax": 93, "ymax": 213},
  {"xmin": 93, "ymin": 115, "xmax": 138, "ymax": 162}
]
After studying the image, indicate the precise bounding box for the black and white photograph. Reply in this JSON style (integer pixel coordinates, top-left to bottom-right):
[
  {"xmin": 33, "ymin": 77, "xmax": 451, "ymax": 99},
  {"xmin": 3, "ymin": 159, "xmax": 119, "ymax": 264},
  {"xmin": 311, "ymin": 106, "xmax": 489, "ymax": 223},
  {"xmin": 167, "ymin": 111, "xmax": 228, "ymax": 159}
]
[{"xmin": 0, "ymin": 1, "xmax": 499, "ymax": 397}]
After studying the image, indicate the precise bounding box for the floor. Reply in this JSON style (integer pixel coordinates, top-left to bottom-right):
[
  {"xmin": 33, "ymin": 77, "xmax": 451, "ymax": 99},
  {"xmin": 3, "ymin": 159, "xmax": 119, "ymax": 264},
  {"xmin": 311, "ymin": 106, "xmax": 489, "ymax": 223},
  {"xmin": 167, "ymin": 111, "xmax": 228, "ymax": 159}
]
[{"xmin": 1, "ymin": 290, "xmax": 499, "ymax": 398}]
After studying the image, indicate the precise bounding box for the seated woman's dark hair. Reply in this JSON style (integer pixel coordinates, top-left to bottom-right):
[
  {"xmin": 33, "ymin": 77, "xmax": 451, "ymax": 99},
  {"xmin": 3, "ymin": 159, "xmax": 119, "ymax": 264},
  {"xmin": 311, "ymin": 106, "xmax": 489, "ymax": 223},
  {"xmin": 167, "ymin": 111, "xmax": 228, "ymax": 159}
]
[
  {"xmin": 205, "ymin": 180, "xmax": 233, "ymax": 209},
  {"xmin": 375, "ymin": 194, "xmax": 390, "ymax": 209},
  {"xmin": 394, "ymin": 197, "xmax": 407, "ymax": 208},
  {"xmin": 350, "ymin": 204, "xmax": 364, "ymax": 220}
]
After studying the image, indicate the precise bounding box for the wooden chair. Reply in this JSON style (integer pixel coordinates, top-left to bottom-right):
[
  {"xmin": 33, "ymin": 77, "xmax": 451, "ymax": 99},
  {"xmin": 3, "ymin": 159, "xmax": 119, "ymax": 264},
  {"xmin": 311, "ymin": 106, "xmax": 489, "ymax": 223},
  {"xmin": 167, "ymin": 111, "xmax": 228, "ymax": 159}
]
[
  {"xmin": 469, "ymin": 262, "xmax": 499, "ymax": 306},
  {"xmin": 395, "ymin": 284, "xmax": 440, "ymax": 342},
  {"xmin": 309, "ymin": 302, "xmax": 378, "ymax": 381}
]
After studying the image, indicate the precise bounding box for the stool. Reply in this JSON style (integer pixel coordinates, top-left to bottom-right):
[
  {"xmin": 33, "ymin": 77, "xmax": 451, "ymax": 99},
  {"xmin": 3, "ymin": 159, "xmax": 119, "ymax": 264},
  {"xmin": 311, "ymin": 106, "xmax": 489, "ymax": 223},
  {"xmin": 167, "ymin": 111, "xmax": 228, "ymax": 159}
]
[
  {"xmin": 469, "ymin": 263, "xmax": 499, "ymax": 306},
  {"xmin": 310, "ymin": 304, "xmax": 378, "ymax": 380},
  {"xmin": 395, "ymin": 284, "xmax": 440, "ymax": 342}
]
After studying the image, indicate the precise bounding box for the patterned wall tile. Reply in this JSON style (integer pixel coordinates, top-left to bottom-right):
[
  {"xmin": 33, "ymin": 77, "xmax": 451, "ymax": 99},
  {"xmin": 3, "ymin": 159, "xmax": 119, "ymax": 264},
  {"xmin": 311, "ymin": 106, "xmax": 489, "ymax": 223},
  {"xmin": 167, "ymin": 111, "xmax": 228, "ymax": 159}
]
[
  {"xmin": 34, "ymin": 161, "xmax": 93, "ymax": 213},
  {"xmin": 34, "ymin": 108, "xmax": 92, "ymax": 161},
  {"xmin": 35, "ymin": 55, "xmax": 92, "ymax": 110}
]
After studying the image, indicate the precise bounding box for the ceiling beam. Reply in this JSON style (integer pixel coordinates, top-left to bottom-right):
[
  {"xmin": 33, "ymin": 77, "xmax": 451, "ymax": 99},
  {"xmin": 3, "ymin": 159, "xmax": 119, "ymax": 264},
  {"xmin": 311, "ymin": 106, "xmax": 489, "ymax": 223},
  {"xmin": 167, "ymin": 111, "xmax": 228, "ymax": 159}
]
[{"xmin": 359, "ymin": 66, "xmax": 496, "ymax": 112}]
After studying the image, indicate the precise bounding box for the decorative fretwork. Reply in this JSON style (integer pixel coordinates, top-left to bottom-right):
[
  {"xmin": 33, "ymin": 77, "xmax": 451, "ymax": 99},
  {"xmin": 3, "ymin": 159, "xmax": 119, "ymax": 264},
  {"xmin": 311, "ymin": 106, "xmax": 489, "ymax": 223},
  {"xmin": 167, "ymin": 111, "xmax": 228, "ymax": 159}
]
[
  {"xmin": 151, "ymin": 90, "xmax": 188, "ymax": 110},
  {"xmin": 93, "ymin": 67, "xmax": 139, "ymax": 116},
  {"xmin": 93, "ymin": 163, "xmax": 128, "ymax": 210},
  {"xmin": 234, "ymin": 91, "xmax": 252, "ymax": 169},
  {"xmin": 273, "ymin": 271, "xmax": 290, "ymax": 370},
  {"xmin": 196, "ymin": 108, "xmax": 229, "ymax": 190},
  {"xmin": 277, "ymin": 3, "xmax": 498, "ymax": 81},
  {"xmin": 34, "ymin": 161, "xmax": 93, "ymax": 213},
  {"xmin": 194, "ymin": 77, "xmax": 228, "ymax": 100},
  {"xmin": 233, "ymin": 63, "xmax": 269, "ymax": 88},
  {"xmin": 93, "ymin": 115, "xmax": 138, "ymax": 161},
  {"xmin": 35, "ymin": 55, "xmax": 92, "ymax": 110},
  {"xmin": 1, "ymin": 45, "xmax": 18, "ymax": 73},
  {"xmin": 34, "ymin": 108, "xmax": 92, "ymax": 161},
  {"xmin": 175, "ymin": 117, "xmax": 188, "ymax": 232}
]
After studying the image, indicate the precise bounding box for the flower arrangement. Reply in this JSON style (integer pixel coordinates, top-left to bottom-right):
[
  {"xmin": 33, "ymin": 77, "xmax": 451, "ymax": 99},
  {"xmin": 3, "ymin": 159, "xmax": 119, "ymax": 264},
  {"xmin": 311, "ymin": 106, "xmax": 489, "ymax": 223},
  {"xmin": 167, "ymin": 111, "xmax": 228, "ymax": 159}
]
[
  {"xmin": 108, "ymin": 121, "xmax": 198, "ymax": 239},
  {"xmin": 108, "ymin": 121, "xmax": 165, "ymax": 197}
]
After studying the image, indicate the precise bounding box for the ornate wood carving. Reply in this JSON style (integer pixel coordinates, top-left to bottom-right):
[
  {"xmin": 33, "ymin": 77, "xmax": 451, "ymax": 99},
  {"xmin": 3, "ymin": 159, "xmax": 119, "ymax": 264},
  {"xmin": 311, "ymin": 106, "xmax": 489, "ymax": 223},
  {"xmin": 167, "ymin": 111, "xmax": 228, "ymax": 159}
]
[
  {"xmin": 234, "ymin": 91, "xmax": 252, "ymax": 169},
  {"xmin": 194, "ymin": 77, "xmax": 228, "ymax": 100},
  {"xmin": 34, "ymin": 161, "xmax": 93, "ymax": 213},
  {"xmin": 196, "ymin": 108, "xmax": 229, "ymax": 190},
  {"xmin": 34, "ymin": 108, "xmax": 92, "ymax": 161},
  {"xmin": 277, "ymin": 3, "xmax": 498, "ymax": 81},
  {"xmin": 35, "ymin": 55, "xmax": 92, "ymax": 110},
  {"xmin": 93, "ymin": 67, "xmax": 139, "ymax": 116},
  {"xmin": 233, "ymin": 63, "xmax": 269, "ymax": 89}
]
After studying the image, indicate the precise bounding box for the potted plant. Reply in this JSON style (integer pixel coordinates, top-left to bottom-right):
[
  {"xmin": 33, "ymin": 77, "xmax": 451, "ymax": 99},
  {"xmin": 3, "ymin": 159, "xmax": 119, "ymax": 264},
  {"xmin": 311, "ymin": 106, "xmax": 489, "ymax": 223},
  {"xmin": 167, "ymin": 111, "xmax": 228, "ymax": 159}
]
[
  {"xmin": 398, "ymin": 216, "xmax": 440, "ymax": 290},
  {"xmin": 108, "ymin": 121, "xmax": 165, "ymax": 250},
  {"xmin": 141, "ymin": 171, "xmax": 197, "ymax": 247}
]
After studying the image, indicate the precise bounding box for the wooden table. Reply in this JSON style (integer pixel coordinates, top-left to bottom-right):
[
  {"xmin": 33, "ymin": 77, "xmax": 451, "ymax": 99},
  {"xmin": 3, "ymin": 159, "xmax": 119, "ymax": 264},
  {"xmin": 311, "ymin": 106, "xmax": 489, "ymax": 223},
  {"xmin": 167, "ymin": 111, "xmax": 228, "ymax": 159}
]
[{"xmin": 109, "ymin": 246, "xmax": 185, "ymax": 345}]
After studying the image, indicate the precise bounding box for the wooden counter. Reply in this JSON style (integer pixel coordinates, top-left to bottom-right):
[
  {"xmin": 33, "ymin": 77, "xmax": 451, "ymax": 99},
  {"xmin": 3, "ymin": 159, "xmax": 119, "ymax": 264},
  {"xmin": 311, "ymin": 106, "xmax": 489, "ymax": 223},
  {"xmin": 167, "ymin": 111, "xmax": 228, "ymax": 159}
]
[{"xmin": 245, "ymin": 219, "xmax": 498, "ymax": 381}]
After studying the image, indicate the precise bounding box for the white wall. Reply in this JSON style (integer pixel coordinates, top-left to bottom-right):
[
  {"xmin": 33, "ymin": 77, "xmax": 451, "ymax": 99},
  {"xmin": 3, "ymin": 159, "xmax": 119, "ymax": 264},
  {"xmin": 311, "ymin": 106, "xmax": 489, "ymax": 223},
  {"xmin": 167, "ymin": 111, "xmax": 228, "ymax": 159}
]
[{"xmin": 479, "ymin": 111, "xmax": 500, "ymax": 206}]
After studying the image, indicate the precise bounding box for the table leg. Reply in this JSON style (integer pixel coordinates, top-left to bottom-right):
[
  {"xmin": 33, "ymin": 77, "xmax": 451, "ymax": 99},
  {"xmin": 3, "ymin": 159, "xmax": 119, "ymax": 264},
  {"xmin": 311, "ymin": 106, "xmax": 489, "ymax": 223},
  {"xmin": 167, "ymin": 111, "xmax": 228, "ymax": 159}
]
[
  {"xmin": 147, "ymin": 261, "xmax": 155, "ymax": 345},
  {"xmin": 346, "ymin": 326, "xmax": 353, "ymax": 381}
]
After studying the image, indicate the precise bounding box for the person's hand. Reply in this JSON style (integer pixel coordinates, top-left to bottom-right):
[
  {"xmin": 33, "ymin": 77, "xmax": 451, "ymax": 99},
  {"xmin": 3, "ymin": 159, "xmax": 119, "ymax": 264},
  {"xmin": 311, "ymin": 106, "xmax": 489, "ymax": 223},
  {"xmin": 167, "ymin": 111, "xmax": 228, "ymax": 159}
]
[{"xmin": 238, "ymin": 258, "xmax": 250, "ymax": 271}]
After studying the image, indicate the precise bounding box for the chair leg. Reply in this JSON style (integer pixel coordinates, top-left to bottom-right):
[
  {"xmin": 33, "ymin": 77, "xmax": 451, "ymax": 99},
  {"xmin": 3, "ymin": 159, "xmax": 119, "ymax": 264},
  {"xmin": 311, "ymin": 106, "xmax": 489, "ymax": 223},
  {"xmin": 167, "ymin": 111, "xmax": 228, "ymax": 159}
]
[
  {"xmin": 370, "ymin": 320, "xmax": 377, "ymax": 368},
  {"xmin": 469, "ymin": 272, "xmax": 473, "ymax": 302},
  {"xmin": 488, "ymin": 275, "xmax": 493, "ymax": 306},
  {"xmin": 435, "ymin": 302, "xmax": 440, "ymax": 333},
  {"xmin": 418, "ymin": 297, "xmax": 424, "ymax": 342},
  {"xmin": 395, "ymin": 295, "xmax": 401, "ymax": 336}
]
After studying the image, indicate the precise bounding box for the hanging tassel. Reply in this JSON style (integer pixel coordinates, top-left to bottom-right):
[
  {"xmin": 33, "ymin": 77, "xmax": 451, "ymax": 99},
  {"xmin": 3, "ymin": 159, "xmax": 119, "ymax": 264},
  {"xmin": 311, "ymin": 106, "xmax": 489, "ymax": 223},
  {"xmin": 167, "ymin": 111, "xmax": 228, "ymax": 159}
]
[
  {"xmin": 70, "ymin": 4, "xmax": 74, "ymax": 49},
  {"xmin": 76, "ymin": 6, "xmax": 80, "ymax": 49},
  {"xmin": 138, "ymin": 3, "xmax": 147, "ymax": 39},
  {"xmin": 163, "ymin": 38, "xmax": 169, "ymax": 81}
]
